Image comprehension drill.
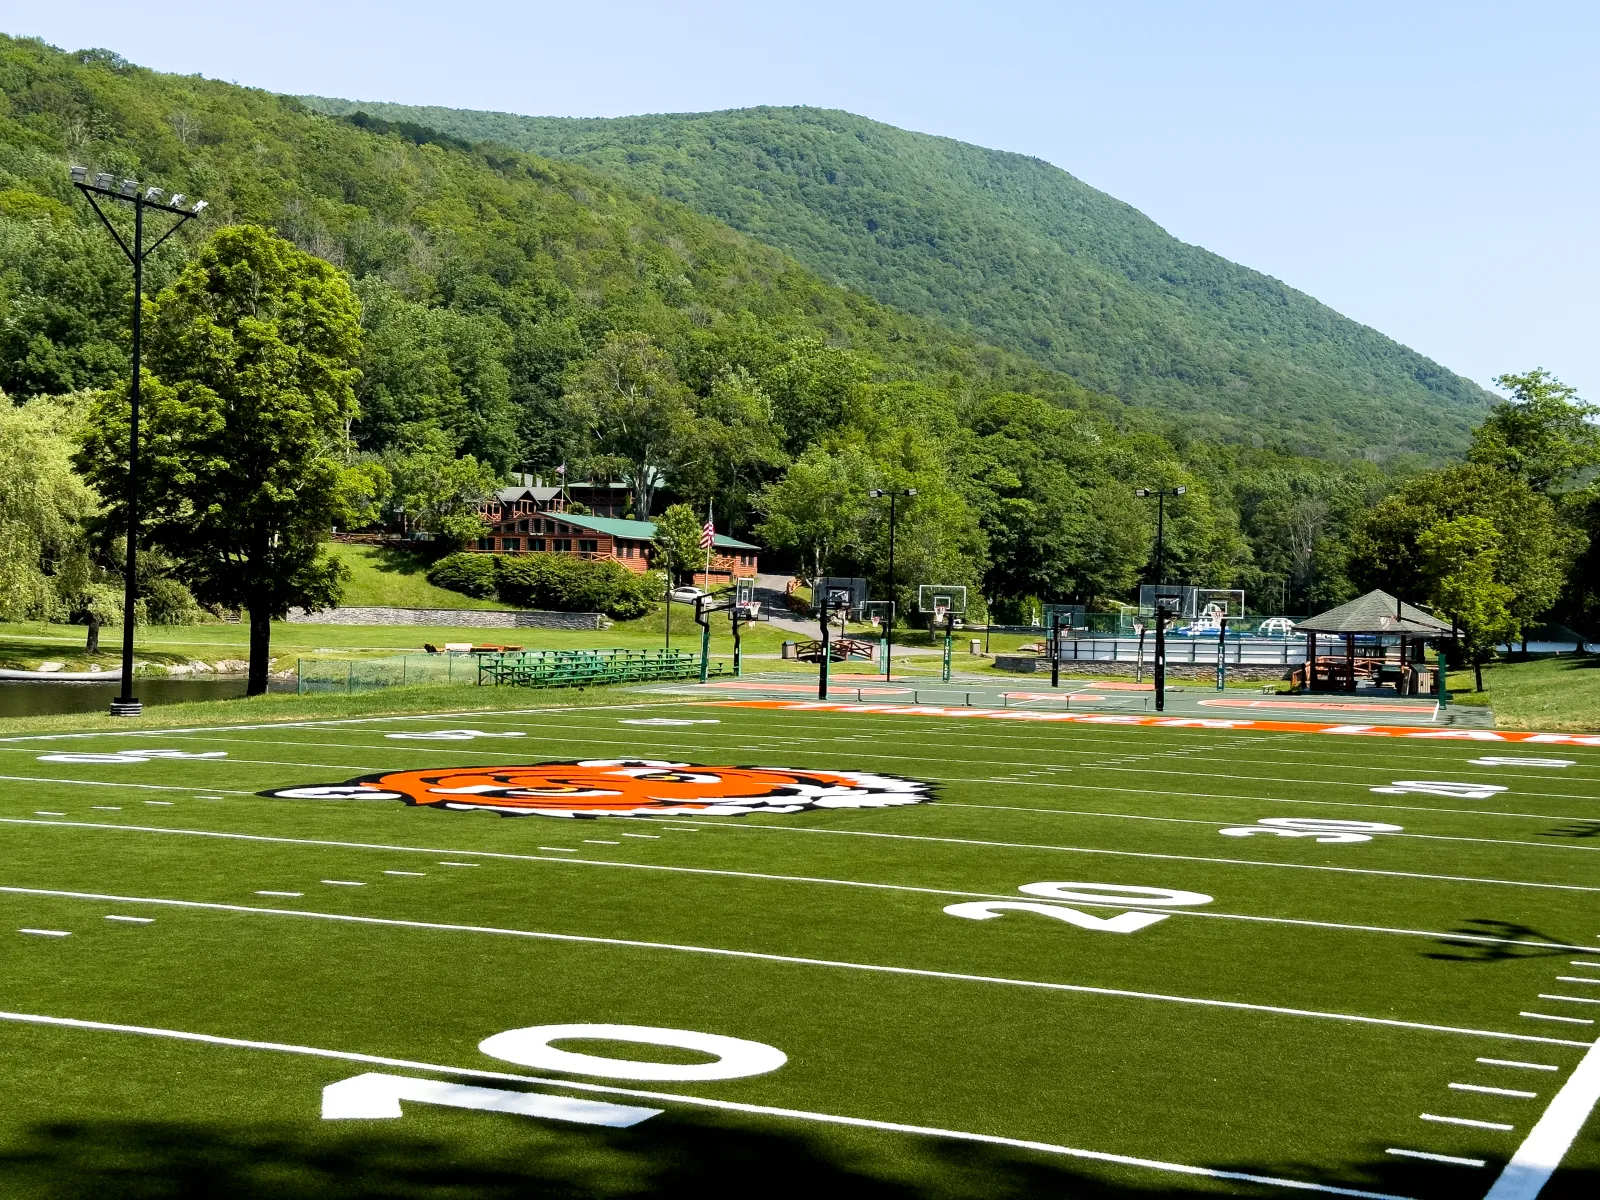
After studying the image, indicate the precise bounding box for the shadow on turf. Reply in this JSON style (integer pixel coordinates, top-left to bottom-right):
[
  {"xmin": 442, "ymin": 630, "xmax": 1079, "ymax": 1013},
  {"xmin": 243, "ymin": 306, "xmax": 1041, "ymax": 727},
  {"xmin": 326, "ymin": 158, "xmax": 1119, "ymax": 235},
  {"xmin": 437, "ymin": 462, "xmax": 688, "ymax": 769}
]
[
  {"xmin": 8, "ymin": 1113, "xmax": 1586, "ymax": 1199},
  {"xmin": 1427, "ymin": 917, "xmax": 1579, "ymax": 962}
]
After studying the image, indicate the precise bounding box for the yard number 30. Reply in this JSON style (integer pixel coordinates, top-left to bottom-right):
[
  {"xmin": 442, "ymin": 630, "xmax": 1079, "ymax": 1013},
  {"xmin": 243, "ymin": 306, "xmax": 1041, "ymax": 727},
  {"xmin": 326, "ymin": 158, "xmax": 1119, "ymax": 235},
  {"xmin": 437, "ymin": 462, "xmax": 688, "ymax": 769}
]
[{"xmin": 944, "ymin": 881, "xmax": 1212, "ymax": 934}]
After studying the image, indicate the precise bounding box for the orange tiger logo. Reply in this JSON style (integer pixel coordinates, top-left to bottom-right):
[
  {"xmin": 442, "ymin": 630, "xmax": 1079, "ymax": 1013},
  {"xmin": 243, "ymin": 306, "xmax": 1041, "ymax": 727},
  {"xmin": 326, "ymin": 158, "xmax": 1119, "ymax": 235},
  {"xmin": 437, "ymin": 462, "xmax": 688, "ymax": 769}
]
[{"xmin": 266, "ymin": 759, "xmax": 930, "ymax": 818}]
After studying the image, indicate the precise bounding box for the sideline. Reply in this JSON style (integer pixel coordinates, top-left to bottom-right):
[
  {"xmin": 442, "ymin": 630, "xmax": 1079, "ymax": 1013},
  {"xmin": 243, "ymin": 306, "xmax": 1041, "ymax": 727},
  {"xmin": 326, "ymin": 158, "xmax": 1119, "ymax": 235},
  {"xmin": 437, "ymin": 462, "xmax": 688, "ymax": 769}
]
[
  {"xmin": 1483, "ymin": 1035, "xmax": 1600, "ymax": 1200},
  {"xmin": 0, "ymin": 1009, "xmax": 1412, "ymax": 1200},
  {"xmin": 0, "ymin": 885, "xmax": 1589, "ymax": 1049}
]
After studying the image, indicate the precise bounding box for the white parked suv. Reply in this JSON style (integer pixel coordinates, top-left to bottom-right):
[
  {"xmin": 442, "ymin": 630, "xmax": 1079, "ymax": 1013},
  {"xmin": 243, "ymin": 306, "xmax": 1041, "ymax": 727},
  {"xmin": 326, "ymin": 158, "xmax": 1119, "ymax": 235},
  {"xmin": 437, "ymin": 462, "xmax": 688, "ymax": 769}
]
[{"xmin": 670, "ymin": 586, "xmax": 707, "ymax": 604}]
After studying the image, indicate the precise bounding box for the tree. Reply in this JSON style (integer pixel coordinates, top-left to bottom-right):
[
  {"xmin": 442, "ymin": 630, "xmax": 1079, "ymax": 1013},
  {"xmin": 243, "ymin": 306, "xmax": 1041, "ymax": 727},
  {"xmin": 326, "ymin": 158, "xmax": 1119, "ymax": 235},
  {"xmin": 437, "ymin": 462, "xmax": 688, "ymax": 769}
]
[
  {"xmin": 671, "ymin": 366, "xmax": 789, "ymax": 536},
  {"xmin": 651, "ymin": 503, "xmax": 705, "ymax": 586},
  {"xmin": 563, "ymin": 333, "xmax": 692, "ymax": 518},
  {"xmin": 0, "ymin": 392, "xmax": 97, "ymax": 621},
  {"xmin": 1469, "ymin": 369, "xmax": 1600, "ymax": 494},
  {"xmin": 383, "ymin": 432, "xmax": 497, "ymax": 549},
  {"xmin": 1346, "ymin": 464, "xmax": 1574, "ymax": 637},
  {"xmin": 1416, "ymin": 516, "xmax": 1515, "ymax": 692},
  {"xmin": 79, "ymin": 226, "xmax": 365, "ymax": 695},
  {"xmin": 756, "ymin": 445, "xmax": 877, "ymax": 582}
]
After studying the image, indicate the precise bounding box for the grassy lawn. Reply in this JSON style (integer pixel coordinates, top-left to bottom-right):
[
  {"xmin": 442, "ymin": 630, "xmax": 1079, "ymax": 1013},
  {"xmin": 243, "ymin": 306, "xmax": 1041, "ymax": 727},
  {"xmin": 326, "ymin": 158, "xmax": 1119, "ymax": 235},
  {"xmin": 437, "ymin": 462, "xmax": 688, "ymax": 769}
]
[
  {"xmin": 324, "ymin": 544, "xmax": 513, "ymax": 610},
  {"xmin": 0, "ymin": 698, "xmax": 1594, "ymax": 1196},
  {"xmin": 1448, "ymin": 654, "xmax": 1600, "ymax": 731}
]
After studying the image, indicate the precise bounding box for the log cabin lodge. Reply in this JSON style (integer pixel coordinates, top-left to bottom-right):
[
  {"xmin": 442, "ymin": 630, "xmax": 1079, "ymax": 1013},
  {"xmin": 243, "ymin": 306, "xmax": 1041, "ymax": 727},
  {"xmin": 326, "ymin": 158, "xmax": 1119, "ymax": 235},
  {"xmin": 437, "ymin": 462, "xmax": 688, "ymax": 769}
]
[{"xmin": 474, "ymin": 482, "xmax": 759, "ymax": 586}]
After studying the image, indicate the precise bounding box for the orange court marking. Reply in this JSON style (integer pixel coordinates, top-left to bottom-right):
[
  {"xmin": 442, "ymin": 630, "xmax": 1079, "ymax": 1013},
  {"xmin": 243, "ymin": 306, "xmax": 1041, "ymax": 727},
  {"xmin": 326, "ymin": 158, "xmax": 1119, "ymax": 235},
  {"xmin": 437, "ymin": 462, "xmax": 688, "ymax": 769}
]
[
  {"xmin": 711, "ymin": 700, "xmax": 1600, "ymax": 746},
  {"xmin": 1197, "ymin": 698, "xmax": 1439, "ymax": 713}
]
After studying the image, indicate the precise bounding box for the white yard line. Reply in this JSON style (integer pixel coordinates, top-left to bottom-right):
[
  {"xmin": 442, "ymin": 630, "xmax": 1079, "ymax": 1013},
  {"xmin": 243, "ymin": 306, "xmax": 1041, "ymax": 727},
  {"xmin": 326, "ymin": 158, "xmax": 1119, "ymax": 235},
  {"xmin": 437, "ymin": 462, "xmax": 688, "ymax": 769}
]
[
  {"xmin": 1420, "ymin": 1113, "xmax": 1514, "ymax": 1131},
  {"xmin": 1385, "ymin": 1148, "xmax": 1485, "ymax": 1167},
  {"xmin": 660, "ymin": 819, "xmax": 1600, "ymax": 895},
  {"xmin": 2, "ymin": 817, "xmax": 1593, "ymax": 951},
  {"xmin": 1483, "ymin": 1035, "xmax": 1600, "ymax": 1200},
  {"xmin": 82, "ymin": 727, "xmax": 1599, "ymax": 810},
  {"xmin": 0, "ymin": 885, "xmax": 1589, "ymax": 1049},
  {"xmin": 0, "ymin": 1008, "xmax": 1412, "ymax": 1200},
  {"xmin": 1449, "ymin": 1083, "xmax": 1537, "ymax": 1098},
  {"xmin": 940, "ymin": 802, "xmax": 1600, "ymax": 855}
]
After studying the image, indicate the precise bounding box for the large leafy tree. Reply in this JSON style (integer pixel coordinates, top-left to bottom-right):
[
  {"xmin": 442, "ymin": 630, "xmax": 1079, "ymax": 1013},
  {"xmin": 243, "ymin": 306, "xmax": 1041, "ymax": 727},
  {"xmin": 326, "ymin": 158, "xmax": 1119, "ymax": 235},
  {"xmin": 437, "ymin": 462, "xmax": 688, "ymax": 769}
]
[
  {"xmin": 1416, "ymin": 516, "xmax": 1515, "ymax": 691},
  {"xmin": 1469, "ymin": 369, "xmax": 1600, "ymax": 494},
  {"xmin": 1346, "ymin": 464, "xmax": 1574, "ymax": 637},
  {"xmin": 79, "ymin": 226, "xmax": 364, "ymax": 694},
  {"xmin": 0, "ymin": 393, "xmax": 97, "ymax": 621},
  {"xmin": 756, "ymin": 444, "xmax": 878, "ymax": 583},
  {"xmin": 564, "ymin": 333, "xmax": 693, "ymax": 518}
]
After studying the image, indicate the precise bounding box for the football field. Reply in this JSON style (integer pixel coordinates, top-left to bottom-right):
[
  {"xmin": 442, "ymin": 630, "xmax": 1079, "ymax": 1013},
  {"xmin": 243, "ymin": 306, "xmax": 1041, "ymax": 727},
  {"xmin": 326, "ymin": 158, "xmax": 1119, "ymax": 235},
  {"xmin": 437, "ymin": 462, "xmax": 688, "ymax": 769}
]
[{"xmin": 1, "ymin": 699, "xmax": 1597, "ymax": 1198}]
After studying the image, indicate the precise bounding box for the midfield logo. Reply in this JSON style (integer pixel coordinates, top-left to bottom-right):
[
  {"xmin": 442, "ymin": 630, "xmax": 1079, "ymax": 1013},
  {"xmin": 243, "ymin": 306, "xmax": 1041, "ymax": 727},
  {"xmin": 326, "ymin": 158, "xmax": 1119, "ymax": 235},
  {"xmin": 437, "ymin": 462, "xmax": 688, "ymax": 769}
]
[{"xmin": 265, "ymin": 759, "xmax": 931, "ymax": 818}]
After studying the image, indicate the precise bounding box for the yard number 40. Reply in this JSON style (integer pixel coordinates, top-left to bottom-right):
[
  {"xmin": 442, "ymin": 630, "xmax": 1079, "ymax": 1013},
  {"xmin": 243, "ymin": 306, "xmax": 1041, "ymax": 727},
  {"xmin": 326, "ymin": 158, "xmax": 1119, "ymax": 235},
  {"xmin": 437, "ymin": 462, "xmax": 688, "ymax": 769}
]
[{"xmin": 944, "ymin": 881, "xmax": 1212, "ymax": 934}]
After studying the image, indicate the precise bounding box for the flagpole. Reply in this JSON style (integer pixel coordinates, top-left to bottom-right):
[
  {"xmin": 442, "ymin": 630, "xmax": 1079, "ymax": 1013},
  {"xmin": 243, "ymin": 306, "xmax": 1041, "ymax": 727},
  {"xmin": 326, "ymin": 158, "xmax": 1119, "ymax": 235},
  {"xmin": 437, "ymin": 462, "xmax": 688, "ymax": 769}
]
[{"xmin": 704, "ymin": 499, "xmax": 714, "ymax": 589}]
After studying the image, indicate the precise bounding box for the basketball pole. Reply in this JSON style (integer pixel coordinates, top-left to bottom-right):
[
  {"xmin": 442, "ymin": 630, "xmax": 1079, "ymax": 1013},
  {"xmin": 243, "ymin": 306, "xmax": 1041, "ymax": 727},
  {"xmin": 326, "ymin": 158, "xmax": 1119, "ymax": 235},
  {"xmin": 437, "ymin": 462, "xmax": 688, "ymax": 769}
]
[{"xmin": 1051, "ymin": 609, "xmax": 1061, "ymax": 689}]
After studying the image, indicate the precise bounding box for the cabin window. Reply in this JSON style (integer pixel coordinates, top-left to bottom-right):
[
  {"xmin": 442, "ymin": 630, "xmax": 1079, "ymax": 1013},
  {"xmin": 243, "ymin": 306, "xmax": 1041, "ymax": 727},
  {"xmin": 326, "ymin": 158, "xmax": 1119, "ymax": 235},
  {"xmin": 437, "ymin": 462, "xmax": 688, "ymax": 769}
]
[
  {"xmin": 477, "ymin": 538, "xmax": 493, "ymax": 551},
  {"xmin": 502, "ymin": 537, "xmax": 520, "ymax": 552},
  {"xmin": 578, "ymin": 539, "xmax": 598, "ymax": 553},
  {"xmin": 530, "ymin": 538, "xmax": 545, "ymax": 552},
  {"xmin": 554, "ymin": 538, "xmax": 571, "ymax": 552}
]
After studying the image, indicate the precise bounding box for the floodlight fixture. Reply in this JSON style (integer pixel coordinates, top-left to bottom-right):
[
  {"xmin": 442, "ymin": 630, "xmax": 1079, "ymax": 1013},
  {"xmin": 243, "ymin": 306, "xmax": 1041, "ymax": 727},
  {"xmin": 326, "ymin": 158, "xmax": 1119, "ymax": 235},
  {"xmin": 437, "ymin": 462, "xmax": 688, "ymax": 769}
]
[
  {"xmin": 1134, "ymin": 485, "xmax": 1188, "ymax": 586},
  {"xmin": 67, "ymin": 165, "xmax": 208, "ymax": 717}
]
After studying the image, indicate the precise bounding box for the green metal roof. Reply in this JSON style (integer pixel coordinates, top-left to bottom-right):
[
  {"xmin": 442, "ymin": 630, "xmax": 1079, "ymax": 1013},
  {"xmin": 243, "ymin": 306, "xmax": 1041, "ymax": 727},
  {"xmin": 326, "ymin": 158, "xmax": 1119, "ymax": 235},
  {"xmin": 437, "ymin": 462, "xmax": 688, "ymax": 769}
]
[{"xmin": 553, "ymin": 512, "xmax": 759, "ymax": 551}]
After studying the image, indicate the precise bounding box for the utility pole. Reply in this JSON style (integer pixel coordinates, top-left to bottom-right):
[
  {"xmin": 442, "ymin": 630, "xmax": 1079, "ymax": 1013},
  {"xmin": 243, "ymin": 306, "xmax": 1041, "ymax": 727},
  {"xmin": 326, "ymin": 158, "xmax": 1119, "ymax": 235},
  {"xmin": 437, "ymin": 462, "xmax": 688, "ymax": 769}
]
[{"xmin": 69, "ymin": 166, "xmax": 206, "ymax": 717}]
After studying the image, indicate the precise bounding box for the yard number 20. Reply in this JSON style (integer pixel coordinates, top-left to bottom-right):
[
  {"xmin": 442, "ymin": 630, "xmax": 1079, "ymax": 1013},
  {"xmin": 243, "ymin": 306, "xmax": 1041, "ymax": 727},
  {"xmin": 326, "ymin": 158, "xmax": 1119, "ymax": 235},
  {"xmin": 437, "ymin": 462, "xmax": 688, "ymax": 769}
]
[{"xmin": 944, "ymin": 881, "xmax": 1212, "ymax": 935}]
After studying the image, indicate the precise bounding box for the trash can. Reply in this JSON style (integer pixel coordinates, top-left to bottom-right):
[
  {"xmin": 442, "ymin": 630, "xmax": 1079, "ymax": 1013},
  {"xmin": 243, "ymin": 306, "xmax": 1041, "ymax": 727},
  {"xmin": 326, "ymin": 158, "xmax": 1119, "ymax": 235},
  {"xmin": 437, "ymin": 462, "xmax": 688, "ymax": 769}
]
[
  {"xmin": 782, "ymin": 641, "xmax": 796, "ymax": 660},
  {"xmin": 969, "ymin": 639, "xmax": 983, "ymax": 656}
]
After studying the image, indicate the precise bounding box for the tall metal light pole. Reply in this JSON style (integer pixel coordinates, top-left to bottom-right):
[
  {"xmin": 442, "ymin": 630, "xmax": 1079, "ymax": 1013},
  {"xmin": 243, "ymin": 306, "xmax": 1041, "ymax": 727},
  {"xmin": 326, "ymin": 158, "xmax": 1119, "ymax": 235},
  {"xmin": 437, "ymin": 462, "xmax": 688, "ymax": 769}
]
[
  {"xmin": 70, "ymin": 166, "xmax": 206, "ymax": 717},
  {"xmin": 868, "ymin": 487, "xmax": 916, "ymax": 681},
  {"xmin": 1134, "ymin": 486, "xmax": 1186, "ymax": 587}
]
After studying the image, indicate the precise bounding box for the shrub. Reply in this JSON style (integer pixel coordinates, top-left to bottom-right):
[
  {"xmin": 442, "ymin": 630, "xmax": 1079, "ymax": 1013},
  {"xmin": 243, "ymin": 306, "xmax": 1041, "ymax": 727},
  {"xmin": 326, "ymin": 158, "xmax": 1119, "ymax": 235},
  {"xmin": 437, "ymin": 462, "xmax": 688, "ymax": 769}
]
[
  {"xmin": 425, "ymin": 552, "xmax": 497, "ymax": 598},
  {"xmin": 493, "ymin": 554, "xmax": 661, "ymax": 619}
]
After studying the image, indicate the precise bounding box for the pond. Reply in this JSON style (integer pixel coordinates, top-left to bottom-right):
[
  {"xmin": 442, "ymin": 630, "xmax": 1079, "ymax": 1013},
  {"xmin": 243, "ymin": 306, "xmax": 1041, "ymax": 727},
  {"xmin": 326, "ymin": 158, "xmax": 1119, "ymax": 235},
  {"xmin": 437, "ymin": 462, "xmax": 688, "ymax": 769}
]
[{"xmin": 0, "ymin": 676, "xmax": 293, "ymax": 718}]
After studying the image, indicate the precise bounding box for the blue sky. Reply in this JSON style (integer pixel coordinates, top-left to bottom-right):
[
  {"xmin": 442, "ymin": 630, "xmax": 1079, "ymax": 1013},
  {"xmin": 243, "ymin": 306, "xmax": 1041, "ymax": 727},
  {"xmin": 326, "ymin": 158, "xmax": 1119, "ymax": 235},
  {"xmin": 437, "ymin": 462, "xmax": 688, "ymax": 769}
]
[{"xmin": 9, "ymin": 1, "xmax": 1596, "ymax": 398}]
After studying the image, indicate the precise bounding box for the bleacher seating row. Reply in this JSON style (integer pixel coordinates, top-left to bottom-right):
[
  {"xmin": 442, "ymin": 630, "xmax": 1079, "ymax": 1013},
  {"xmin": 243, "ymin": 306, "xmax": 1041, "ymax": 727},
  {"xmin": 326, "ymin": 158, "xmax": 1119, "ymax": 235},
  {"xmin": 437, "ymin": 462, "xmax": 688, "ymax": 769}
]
[{"xmin": 475, "ymin": 647, "xmax": 732, "ymax": 689}]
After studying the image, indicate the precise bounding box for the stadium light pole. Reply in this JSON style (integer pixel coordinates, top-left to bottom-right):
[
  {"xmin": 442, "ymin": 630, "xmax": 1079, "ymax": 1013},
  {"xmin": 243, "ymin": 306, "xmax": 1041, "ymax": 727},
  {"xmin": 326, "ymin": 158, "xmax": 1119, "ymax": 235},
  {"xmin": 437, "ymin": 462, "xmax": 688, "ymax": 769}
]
[
  {"xmin": 868, "ymin": 487, "xmax": 916, "ymax": 681},
  {"xmin": 1134, "ymin": 486, "xmax": 1186, "ymax": 587},
  {"xmin": 70, "ymin": 166, "xmax": 206, "ymax": 717}
]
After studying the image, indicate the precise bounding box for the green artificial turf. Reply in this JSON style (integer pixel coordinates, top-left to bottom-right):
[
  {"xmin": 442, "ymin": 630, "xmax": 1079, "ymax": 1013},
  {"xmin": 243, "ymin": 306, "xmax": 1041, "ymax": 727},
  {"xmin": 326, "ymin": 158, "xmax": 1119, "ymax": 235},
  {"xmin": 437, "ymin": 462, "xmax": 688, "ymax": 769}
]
[{"xmin": 0, "ymin": 701, "xmax": 1596, "ymax": 1198}]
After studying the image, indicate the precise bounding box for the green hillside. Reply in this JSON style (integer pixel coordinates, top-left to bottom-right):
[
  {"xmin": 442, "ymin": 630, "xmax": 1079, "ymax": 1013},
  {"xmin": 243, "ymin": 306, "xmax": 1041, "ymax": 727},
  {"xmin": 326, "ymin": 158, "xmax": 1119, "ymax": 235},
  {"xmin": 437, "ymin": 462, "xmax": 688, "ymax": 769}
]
[
  {"xmin": 0, "ymin": 38, "xmax": 1096, "ymax": 430},
  {"xmin": 300, "ymin": 99, "xmax": 1493, "ymax": 459}
]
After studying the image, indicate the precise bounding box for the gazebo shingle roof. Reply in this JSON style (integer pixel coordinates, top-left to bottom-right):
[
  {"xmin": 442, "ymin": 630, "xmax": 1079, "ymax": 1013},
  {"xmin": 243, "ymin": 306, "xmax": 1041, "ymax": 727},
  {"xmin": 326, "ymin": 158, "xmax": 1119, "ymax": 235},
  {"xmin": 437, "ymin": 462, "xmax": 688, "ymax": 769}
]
[{"xmin": 1296, "ymin": 589, "xmax": 1453, "ymax": 636}]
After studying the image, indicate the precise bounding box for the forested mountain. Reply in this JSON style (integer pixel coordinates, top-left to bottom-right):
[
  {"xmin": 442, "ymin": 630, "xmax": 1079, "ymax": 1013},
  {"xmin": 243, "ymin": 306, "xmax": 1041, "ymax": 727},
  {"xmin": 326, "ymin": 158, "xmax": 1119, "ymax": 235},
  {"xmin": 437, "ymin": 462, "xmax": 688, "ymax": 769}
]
[{"xmin": 299, "ymin": 99, "xmax": 1495, "ymax": 460}]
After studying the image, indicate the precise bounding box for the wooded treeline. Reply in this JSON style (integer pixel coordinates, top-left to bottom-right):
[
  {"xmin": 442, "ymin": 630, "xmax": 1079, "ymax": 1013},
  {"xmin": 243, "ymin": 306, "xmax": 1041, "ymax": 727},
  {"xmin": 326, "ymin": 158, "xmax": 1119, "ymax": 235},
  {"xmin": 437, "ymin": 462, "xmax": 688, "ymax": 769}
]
[{"xmin": 2, "ymin": 36, "xmax": 1596, "ymax": 648}]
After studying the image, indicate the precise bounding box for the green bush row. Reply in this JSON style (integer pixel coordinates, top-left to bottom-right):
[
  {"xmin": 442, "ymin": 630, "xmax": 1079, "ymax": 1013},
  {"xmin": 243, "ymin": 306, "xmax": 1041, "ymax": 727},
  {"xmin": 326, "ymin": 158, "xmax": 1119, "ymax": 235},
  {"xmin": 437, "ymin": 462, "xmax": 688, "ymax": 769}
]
[{"xmin": 427, "ymin": 552, "xmax": 661, "ymax": 619}]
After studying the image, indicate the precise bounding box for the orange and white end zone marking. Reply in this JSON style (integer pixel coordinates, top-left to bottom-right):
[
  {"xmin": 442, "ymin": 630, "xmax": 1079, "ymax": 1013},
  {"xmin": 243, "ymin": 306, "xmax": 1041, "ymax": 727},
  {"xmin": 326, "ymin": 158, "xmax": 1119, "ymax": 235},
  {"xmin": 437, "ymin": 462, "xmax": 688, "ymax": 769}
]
[{"xmin": 711, "ymin": 700, "xmax": 1600, "ymax": 746}]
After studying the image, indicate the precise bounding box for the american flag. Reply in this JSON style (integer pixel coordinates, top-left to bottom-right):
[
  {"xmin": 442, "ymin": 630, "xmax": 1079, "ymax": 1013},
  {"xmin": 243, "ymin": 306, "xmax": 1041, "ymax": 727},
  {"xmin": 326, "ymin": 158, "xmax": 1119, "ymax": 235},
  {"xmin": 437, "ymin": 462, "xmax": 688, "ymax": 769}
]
[{"xmin": 699, "ymin": 511, "xmax": 715, "ymax": 550}]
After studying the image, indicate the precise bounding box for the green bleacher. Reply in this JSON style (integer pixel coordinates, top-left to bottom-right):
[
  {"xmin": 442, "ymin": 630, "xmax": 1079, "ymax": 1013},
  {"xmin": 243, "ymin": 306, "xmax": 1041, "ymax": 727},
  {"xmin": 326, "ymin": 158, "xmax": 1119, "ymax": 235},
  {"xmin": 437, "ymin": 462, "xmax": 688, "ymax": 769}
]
[{"xmin": 475, "ymin": 647, "xmax": 732, "ymax": 689}]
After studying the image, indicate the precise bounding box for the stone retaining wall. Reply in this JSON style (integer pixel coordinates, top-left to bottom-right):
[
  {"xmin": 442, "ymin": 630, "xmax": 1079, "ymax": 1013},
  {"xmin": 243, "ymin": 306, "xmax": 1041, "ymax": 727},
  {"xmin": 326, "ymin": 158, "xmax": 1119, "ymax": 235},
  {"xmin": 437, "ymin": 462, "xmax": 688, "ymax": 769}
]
[{"xmin": 285, "ymin": 607, "xmax": 606, "ymax": 630}]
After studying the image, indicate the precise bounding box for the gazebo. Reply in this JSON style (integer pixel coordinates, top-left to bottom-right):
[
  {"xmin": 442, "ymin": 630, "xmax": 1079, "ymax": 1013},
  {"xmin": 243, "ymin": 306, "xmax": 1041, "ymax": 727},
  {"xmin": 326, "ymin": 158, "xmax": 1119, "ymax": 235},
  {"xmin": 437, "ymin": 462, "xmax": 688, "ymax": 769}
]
[{"xmin": 1294, "ymin": 590, "xmax": 1453, "ymax": 694}]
